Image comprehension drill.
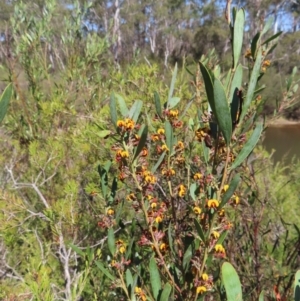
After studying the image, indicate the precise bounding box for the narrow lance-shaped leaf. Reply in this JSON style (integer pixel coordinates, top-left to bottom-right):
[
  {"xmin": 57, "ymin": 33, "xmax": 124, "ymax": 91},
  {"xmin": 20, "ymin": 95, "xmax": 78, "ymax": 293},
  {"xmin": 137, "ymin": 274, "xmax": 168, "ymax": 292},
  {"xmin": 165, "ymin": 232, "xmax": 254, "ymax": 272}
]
[
  {"xmin": 233, "ymin": 9, "xmax": 245, "ymax": 70},
  {"xmin": 294, "ymin": 270, "xmax": 300, "ymax": 301},
  {"xmin": 221, "ymin": 174, "xmax": 241, "ymax": 208},
  {"xmin": 259, "ymin": 290, "xmax": 265, "ymax": 301},
  {"xmin": 107, "ymin": 228, "xmax": 116, "ymax": 256},
  {"xmin": 213, "ymin": 77, "xmax": 232, "ymax": 145},
  {"xmin": 229, "ymin": 64, "xmax": 243, "ymax": 103},
  {"xmin": 240, "ymin": 49, "xmax": 263, "ymax": 123},
  {"xmin": 116, "ymin": 94, "xmax": 129, "ymax": 117},
  {"xmin": 222, "ymin": 262, "xmax": 243, "ymax": 301},
  {"xmin": 154, "ymin": 91, "xmax": 163, "ymax": 120},
  {"xmin": 159, "ymin": 283, "xmax": 172, "ymax": 301},
  {"xmin": 128, "ymin": 100, "xmax": 143, "ymax": 123},
  {"xmin": 0, "ymin": 84, "xmax": 13, "ymax": 124},
  {"xmin": 165, "ymin": 120, "xmax": 173, "ymax": 153},
  {"xmin": 168, "ymin": 97, "xmax": 180, "ymax": 109},
  {"xmin": 168, "ymin": 63, "xmax": 178, "ymax": 105},
  {"xmin": 133, "ymin": 125, "xmax": 148, "ymax": 161},
  {"xmin": 199, "ymin": 62, "xmax": 215, "ymax": 112},
  {"xmin": 110, "ymin": 93, "xmax": 118, "ymax": 128},
  {"xmin": 125, "ymin": 269, "xmax": 134, "ymax": 291},
  {"xmin": 183, "ymin": 243, "xmax": 193, "ymax": 272},
  {"xmin": 149, "ymin": 257, "xmax": 161, "ymax": 300},
  {"xmin": 95, "ymin": 261, "xmax": 116, "ymax": 281},
  {"xmin": 230, "ymin": 122, "xmax": 263, "ymax": 170},
  {"xmin": 194, "ymin": 219, "xmax": 205, "ymax": 242}
]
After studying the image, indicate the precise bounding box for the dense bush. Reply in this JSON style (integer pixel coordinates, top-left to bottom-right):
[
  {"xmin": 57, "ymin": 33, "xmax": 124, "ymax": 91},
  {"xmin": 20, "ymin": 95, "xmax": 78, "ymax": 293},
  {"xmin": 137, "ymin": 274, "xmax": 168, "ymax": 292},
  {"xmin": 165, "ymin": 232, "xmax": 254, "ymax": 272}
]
[{"xmin": 0, "ymin": 1, "xmax": 300, "ymax": 301}]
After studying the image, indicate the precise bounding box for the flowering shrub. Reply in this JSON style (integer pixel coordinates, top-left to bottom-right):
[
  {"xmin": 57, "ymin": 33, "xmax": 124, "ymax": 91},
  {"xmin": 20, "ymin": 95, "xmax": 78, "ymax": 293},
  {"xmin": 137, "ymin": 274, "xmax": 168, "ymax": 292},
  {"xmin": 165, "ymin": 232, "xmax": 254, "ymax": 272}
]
[{"xmin": 94, "ymin": 7, "xmax": 285, "ymax": 301}]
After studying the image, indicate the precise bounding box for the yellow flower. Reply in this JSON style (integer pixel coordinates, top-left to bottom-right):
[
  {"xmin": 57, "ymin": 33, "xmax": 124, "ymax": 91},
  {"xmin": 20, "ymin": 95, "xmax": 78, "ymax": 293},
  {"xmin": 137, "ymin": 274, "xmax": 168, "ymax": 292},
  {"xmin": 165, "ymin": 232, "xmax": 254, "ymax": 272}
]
[
  {"xmin": 119, "ymin": 245, "xmax": 126, "ymax": 254},
  {"xmin": 196, "ymin": 286, "xmax": 207, "ymax": 294},
  {"xmin": 207, "ymin": 199, "xmax": 219, "ymax": 208},
  {"xmin": 155, "ymin": 215, "xmax": 163, "ymax": 223},
  {"xmin": 223, "ymin": 185, "xmax": 229, "ymax": 192},
  {"xmin": 176, "ymin": 141, "xmax": 184, "ymax": 150},
  {"xmin": 124, "ymin": 118, "xmax": 135, "ymax": 130},
  {"xmin": 107, "ymin": 208, "xmax": 114, "ymax": 215},
  {"xmin": 169, "ymin": 109, "xmax": 179, "ymax": 118},
  {"xmin": 218, "ymin": 209, "xmax": 225, "ymax": 217},
  {"xmin": 215, "ymin": 244, "xmax": 225, "ymax": 254},
  {"xmin": 212, "ymin": 231, "xmax": 220, "ymax": 239},
  {"xmin": 194, "ymin": 173, "xmax": 202, "ymax": 180},
  {"xmin": 121, "ymin": 150, "xmax": 129, "ymax": 158},
  {"xmin": 161, "ymin": 144, "xmax": 169, "ymax": 152},
  {"xmin": 233, "ymin": 195, "xmax": 240, "ymax": 204},
  {"xmin": 144, "ymin": 174, "xmax": 157, "ymax": 184},
  {"xmin": 151, "ymin": 134, "xmax": 160, "ymax": 141},
  {"xmin": 159, "ymin": 243, "xmax": 167, "ymax": 251},
  {"xmin": 151, "ymin": 202, "xmax": 157, "ymax": 209},
  {"xmin": 193, "ymin": 206, "xmax": 202, "ymax": 215},
  {"xmin": 178, "ymin": 185, "xmax": 186, "ymax": 197},
  {"xmin": 134, "ymin": 287, "xmax": 142, "ymax": 294},
  {"xmin": 126, "ymin": 193, "xmax": 136, "ymax": 201},
  {"xmin": 157, "ymin": 128, "xmax": 165, "ymax": 135},
  {"xmin": 201, "ymin": 273, "xmax": 209, "ymax": 281},
  {"xmin": 117, "ymin": 120, "xmax": 125, "ymax": 127}
]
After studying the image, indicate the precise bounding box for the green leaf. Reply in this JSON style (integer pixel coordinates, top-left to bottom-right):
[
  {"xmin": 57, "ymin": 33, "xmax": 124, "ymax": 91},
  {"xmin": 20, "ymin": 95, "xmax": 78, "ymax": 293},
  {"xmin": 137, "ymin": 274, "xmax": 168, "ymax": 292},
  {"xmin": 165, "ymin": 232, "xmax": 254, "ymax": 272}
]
[
  {"xmin": 221, "ymin": 174, "xmax": 241, "ymax": 208},
  {"xmin": 229, "ymin": 64, "xmax": 243, "ymax": 103},
  {"xmin": 0, "ymin": 84, "xmax": 13, "ymax": 124},
  {"xmin": 261, "ymin": 16, "xmax": 274, "ymax": 36},
  {"xmin": 69, "ymin": 243, "xmax": 85, "ymax": 257},
  {"xmin": 233, "ymin": 9, "xmax": 245, "ymax": 69},
  {"xmin": 183, "ymin": 243, "xmax": 193, "ymax": 272},
  {"xmin": 213, "ymin": 77, "xmax": 232, "ymax": 145},
  {"xmin": 95, "ymin": 261, "xmax": 116, "ymax": 281},
  {"xmin": 259, "ymin": 290, "xmax": 264, "ymax": 301},
  {"xmin": 251, "ymin": 32, "xmax": 261, "ymax": 59},
  {"xmin": 97, "ymin": 130, "xmax": 111, "ymax": 138},
  {"xmin": 189, "ymin": 183, "xmax": 198, "ymax": 201},
  {"xmin": 262, "ymin": 31, "xmax": 282, "ymax": 46},
  {"xmin": 151, "ymin": 152, "xmax": 166, "ymax": 173},
  {"xmin": 159, "ymin": 283, "xmax": 172, "ymax": 301},
  {"xmin": 168, "ymin": 63, "xmax": 178, "ymax": 104},
  {"xmin": 230, "ymin": 122, "xmax": 263, "ymax": 170},
  {"xmin": 107, "ymin": 228, "xmax": 116, "ymax": 256},
  {"xmin": 295, "ymin": 270, "xmax": 300, "ymax": 301},
  {"xmin": 222, "ymin": 262, "xmax": 242, "ymax": 301},
  {"xmin": 240, "ymin": 49, "xmax": 263, "ymax": 123},
  {"xmin": 194, "ymin": 219, "xmax": 205, "ymax": 242},
  {"xmin": 168, "ymin": 222, "xmax": 175, "ymax": 256},
  {"xmin": 116, "ymin": 94, "xmax": 129, "ymax": 117},
  {"xmin": 110, "ymin": 93, "xmax": 118, "ymax": 128},
  {"xmin": 133, "ymin": 125, "xmax": 148, "ymax": 161},
  {"xmin": 128, "ymin": 100, "xmax": 143, "ymax": 123},
  {"xmin": 125, "ymin": 269, "xmax": 134, "ymax": 291},
  {"xmin": 199, "ymin": 62, "xmax": 214, "ymax": 111},
  {"xmin": 168, "ymin": 97, "xmax": 180, "ymax": 110},
  {"xmin": 149, "ymin": 257, "xmax": 161, "ymax": 300},
  {"xmin": 217, "ymin": 230, "xmax": 228, "ymax": 245},
  {"xmin": 154, "ymin": 91, "xmax": 163, "ymax": 120},
  {"xmin": 165, "ymin": 120, "xmax": 173, "ymax": 153}
]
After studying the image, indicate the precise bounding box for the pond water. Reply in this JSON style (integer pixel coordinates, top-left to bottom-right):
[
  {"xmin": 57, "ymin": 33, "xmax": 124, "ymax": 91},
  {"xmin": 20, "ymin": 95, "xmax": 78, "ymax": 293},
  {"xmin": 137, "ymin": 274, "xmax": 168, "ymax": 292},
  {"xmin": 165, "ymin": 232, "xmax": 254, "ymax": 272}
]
[{"xmin": 263, "ymin": 124, "xmax": 300, "ymax": 164}]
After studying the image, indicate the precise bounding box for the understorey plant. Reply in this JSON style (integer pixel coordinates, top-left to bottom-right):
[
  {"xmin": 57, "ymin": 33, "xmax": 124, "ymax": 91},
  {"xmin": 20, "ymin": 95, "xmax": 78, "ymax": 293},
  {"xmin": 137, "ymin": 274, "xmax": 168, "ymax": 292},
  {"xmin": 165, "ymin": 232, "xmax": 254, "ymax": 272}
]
[{"xmin": 93, "ymin": 6, "xmax": 283, "ymax": 301}]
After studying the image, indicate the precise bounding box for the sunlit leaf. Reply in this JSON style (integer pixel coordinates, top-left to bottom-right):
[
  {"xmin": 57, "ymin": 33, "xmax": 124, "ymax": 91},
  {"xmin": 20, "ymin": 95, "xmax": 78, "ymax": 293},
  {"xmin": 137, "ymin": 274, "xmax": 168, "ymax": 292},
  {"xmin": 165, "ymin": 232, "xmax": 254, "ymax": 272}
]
[
  {"xmin": 0, "ymin": 84, "xmax": 13, "ymax": 124},
  {"xmin": 230, "ymin": 122, "xmax": 263, "ymax": 170},
  {"xmin": 213, "ymin": 77, "xmax": 232, "ymax": 145},
  {"xmin": 107, "ymin": 228, "xmax": 116, "ymax": 256},
  {"xmin": 222, "ymin": 262, "xmax": 242, "ymax": 301},
  {"xmin": 233, "ymin": 9, "xmax": 245, "ymax": 69},
  {"xmin": 149, "ymin": 257, "xmax": 161, "ymax": 300}
]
